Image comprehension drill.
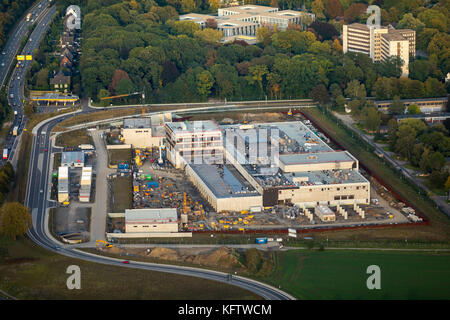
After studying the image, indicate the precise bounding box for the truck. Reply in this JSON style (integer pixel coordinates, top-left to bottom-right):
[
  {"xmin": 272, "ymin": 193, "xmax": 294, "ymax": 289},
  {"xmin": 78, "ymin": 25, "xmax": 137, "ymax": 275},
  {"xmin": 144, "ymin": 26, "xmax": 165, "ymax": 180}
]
[
  {"xmin": 26, "ymin": 13, "xmax": 32, "ymax": 22},
  {"xmin": 12, "ymin": 126, "xmax": 18, "ymax": 136},
  {"xmin": 78, "ymin": 144, "xmax": 94, "ymax": 151},
  {"xmin": 2, "ymin": 148, "xmax": 8, "ymax": 160}
]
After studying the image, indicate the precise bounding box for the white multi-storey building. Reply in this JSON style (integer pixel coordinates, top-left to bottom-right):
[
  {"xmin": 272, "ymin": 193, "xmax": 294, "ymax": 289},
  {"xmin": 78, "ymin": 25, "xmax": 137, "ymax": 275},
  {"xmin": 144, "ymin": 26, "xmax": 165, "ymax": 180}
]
[
  {"xmin": 343, "ymin": 23, "xmax": 415, "ymax": 77},
  {"xmin": 180, "ymin": 5, "xmax": 315, "ymax": 43}
]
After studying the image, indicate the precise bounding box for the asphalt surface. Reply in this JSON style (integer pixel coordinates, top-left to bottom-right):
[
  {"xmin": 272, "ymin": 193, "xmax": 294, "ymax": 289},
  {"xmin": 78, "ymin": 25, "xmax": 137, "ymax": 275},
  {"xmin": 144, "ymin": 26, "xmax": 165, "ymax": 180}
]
[{"xmin": 1, "ymin": 1, "xmax": 54, "ymax": 165}]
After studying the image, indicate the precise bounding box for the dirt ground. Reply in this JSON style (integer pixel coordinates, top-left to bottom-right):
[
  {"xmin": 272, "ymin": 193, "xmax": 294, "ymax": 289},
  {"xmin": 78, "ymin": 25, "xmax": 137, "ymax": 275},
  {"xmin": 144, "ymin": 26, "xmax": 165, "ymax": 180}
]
[{"xmin": 102, "ymin": 246, "xmax": 243, "ymax": 270}]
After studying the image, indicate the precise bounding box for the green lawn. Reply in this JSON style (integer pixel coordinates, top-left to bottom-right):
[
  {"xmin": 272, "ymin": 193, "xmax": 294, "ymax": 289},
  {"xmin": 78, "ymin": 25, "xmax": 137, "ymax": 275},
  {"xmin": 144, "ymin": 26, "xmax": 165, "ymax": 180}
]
[
  {"xmin": 111, "ymin": 176, "xmax": 132, "ymax": 213},
  {"xmin": 108, "ymin": 148, "xmax": 132, "ymax": 165},
  {"xmin": 263, "ymin": 250, "xmax": 450, "ymax": 300},
  {"xmin": 55, "ymin": 129, "xmax": 93, "ymax": 148}
]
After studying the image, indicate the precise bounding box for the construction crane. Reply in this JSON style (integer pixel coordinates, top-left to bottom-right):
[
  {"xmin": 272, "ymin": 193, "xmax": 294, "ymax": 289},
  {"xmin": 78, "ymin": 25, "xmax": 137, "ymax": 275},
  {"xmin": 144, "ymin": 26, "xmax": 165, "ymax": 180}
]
[{"xmin": 100, "ymin": 91, "xmax": 145, "ymax": 101}]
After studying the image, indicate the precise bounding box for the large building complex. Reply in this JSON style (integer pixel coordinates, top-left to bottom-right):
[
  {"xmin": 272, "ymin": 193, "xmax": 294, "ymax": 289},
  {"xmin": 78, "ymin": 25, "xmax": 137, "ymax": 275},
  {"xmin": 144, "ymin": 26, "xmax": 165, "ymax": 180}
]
[
  {"xmin": 343, "ymin": 23, "xmax": 415, "ymax": 77},
  {"xmin": 167, "ymin": 120, "xmax": 370, "ymax": 213},
  {"xmin": 180, "ymin": 5, "xmax": 315, "ymax": 43}
]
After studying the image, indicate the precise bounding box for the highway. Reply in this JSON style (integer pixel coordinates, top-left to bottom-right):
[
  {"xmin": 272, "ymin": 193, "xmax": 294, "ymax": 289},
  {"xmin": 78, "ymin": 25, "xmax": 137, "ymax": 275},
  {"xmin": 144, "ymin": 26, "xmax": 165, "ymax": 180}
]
[
  {"xmin": 1, "ymin": 1, "xmax": 55, "ymax": 165},
  {"xmin": 0, "ymin": 0, "xmax": 51, "ymax": 87}
]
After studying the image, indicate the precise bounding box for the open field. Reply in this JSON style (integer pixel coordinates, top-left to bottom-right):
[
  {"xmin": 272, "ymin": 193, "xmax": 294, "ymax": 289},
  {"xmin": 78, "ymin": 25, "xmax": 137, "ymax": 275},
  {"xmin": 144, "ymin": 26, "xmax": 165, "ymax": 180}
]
[
  {"xmin": 110, "ymin": 176, "xmax": 132, "ymax": 213},
  {"xmin": 55, "ymin": 129, "xmax": 93, "ymax": 148},
  {"xmin": 108, "ymin": 148, "xmax": 132, "ymax": 166},
  {"xmin": 0, "ymin": 237, "xmax": 260, "ymax": 300},
  {"xmin": 302, "ymin": 108, "xmax": 450, "ymax": 242},
  {"xmin": 262, "ymin": 250, "xmax": 450, "ymax": 299}
]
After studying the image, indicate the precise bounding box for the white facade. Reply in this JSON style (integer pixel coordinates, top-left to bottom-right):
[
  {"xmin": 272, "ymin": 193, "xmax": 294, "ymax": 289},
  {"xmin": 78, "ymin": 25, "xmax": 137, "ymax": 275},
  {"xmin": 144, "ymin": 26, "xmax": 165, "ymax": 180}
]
[
  {"xmin": 180, "ymin": 5, "xmax": 314, "ymax": 43},
  {"xmin": 343, "ymin": 23, "xmax": 415, "ymax": 77},
  {"xmin": 125, "ymin": 208, "xmax": 179, "ymax": 233},
  {"xmin": 122, "ymin": 118, "xmax": 164, "ymax": 149},
  {"xmin": 165, "ymin": 121, "xmax": 223, "ymax": 169},
  {"xmin": 66, "ymin": 5, "xmax": 81, "ymax": 30}
]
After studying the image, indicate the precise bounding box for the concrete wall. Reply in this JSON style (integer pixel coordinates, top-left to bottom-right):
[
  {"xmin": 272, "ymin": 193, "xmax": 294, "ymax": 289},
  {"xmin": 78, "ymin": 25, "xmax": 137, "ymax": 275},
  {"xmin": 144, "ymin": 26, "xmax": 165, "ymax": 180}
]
[
  {"xmin": 125, "ymin": 222, "xmax": 178, "ymax": 233},
  {"xmin": 122, "ymin": 129, "xmax": 163, "ymax": 148},
  {"xmin": 107, "ymin": 232, "xmax": 192, "ymax": 239},
  {"xmin": 278, "ymin": 181, "xmax": 370, "ymax": 207},
  {"xmin": 280, "ymin": 160, "xmax": 356, "ymax": 173},
  {"xmin": 106, "ymin": 144, "xmax": 131, "ymax": 150},
  {"xmin": 185, "ymin": 163, "xmax": 263, "ymax": 212}
]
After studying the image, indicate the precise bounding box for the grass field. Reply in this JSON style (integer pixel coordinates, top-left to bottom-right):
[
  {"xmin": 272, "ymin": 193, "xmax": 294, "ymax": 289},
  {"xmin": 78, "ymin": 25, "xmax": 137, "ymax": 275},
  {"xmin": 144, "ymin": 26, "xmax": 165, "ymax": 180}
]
[
  {"xmin": 55, "ymin": 129, "xmax": 93, "ymax": 148},
  {"xmin": 108, "ymin": 148, "xmax": 132, "ymax": 165},
  {"xmin": 262, "ymin": 250, "xmax": 450, "ymax": 300},
  {"xmin": 111, "ymin": 176, "xmax": 132, "ymax": 213},
  {"xmin": 0, "ymin": 237, "xmax": 260, "ymax": 300},
  {"xmin": 302, "ymin": 108, "xmax": 450, "ymax": 243}
]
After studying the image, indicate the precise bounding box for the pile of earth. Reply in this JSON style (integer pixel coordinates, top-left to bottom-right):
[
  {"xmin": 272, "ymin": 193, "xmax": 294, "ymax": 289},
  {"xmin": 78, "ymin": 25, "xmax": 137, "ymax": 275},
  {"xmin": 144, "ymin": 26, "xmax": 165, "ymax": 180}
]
[{"xmin": 144, "ymin": 246, "xmax": 242, "ymax": 269}]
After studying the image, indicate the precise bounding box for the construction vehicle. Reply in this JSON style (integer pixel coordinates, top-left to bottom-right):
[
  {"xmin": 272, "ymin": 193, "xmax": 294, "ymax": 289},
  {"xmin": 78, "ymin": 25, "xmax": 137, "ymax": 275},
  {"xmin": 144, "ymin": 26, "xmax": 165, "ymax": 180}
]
[{"xmin": 96, "ymin": 240, "xmax": 113, "ymax": 248}]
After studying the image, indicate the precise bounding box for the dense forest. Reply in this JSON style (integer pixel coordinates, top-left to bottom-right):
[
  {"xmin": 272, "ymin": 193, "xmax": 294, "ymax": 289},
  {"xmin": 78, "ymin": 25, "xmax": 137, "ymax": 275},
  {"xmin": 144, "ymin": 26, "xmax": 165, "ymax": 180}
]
[{"xmin": 72, "ymin": 0, "xmax": 450, "ymax": 106}]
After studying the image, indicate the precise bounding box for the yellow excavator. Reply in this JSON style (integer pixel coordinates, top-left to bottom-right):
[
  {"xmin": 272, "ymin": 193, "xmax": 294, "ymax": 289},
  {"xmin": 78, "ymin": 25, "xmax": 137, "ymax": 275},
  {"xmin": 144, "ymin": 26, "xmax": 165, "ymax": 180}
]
[{"xmin": 96, "ymin": 240, "xmax": 113, "ymax": 249}]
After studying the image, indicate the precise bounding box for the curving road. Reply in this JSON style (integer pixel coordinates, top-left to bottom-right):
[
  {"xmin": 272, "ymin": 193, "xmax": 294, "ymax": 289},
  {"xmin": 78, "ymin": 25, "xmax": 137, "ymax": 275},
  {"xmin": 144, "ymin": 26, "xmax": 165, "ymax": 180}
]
[{"xmin": 25, "ymin": 109, "xmax": 295, "ymax": 300}]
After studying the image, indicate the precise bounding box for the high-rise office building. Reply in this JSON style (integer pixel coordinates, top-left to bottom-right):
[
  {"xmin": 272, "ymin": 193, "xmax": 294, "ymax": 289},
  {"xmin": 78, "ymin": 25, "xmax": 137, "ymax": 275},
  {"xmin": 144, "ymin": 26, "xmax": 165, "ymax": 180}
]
[{"xmin": 343, "ymin": 23, "xmax": 415, "ymax": 77}]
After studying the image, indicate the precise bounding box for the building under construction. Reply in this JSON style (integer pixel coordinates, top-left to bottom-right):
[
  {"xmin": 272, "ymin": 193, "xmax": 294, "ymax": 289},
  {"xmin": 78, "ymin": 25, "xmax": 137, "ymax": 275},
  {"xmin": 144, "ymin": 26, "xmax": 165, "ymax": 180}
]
[{"xmin": 166, "ymin": 121, "xmax": 370, "ymax": 212}]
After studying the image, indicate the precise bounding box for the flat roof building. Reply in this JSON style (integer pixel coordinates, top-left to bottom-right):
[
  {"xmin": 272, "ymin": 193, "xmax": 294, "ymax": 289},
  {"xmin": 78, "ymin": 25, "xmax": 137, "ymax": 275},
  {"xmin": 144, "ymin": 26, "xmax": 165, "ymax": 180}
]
[
  {"xmin": 186, "ymin": 163, "xmax": 262, "ymax": 212},
  {"xmin": 122, "ymin": 117, "xmax": 165, "ymax": 149},
  {"xmin": 343, "ymin": 23, "xmax": 415, "ymax": 77},
  {"xmin": 165, "ymin": 121, "xmax": 223, "ymax": 169},
  {"xmin": 175, "ymin": 120, "xmax": 370, "ymax": 211},
  {"xmin": 125, "ymin": 208, "xmax": 178, "ymax": 233},
  {"xmin": 61, "ymin": 151, "xmax": 84, "ymax": 167},
  {"xmin": 180, "ymin": 5, "xmax": 314, "ymax": 43}
]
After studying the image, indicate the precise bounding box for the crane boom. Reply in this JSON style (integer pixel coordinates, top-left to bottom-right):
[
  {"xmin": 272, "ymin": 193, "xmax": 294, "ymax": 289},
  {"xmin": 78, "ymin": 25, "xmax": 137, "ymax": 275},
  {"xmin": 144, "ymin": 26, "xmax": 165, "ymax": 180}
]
[{"xmin": 100, "ymin": 92, "xmax": 141, "ymax": 100}]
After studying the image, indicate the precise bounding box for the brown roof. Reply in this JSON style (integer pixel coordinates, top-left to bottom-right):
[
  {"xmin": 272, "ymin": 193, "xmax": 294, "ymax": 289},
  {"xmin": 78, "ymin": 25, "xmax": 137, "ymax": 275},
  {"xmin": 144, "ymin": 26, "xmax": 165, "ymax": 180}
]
[{"xmin": 50, "ymin": 72, "xmax": 70, "ymax": 85}]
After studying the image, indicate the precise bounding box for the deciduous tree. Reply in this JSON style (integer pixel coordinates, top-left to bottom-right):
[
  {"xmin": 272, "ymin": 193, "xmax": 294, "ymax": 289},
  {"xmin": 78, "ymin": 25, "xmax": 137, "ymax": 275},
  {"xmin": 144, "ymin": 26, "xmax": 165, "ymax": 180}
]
[{"xmin": 0, "ymin": 202, "xmax": 32, "ymax": 240}]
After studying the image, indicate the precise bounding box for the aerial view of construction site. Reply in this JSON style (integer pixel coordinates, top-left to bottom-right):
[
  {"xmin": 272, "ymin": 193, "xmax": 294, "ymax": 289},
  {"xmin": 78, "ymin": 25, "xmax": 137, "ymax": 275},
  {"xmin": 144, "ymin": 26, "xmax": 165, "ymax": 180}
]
[{"xmin": 49, "ymin": 110, "xmax": 425, "ymax": 246}]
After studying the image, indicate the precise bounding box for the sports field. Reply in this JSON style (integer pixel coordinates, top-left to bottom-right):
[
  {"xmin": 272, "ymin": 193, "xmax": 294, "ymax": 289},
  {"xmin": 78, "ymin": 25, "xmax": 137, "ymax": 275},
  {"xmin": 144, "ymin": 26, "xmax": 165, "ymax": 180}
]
[{"xmin": 265, "ymin": 250, "xmax": 450, "ymax": 300}]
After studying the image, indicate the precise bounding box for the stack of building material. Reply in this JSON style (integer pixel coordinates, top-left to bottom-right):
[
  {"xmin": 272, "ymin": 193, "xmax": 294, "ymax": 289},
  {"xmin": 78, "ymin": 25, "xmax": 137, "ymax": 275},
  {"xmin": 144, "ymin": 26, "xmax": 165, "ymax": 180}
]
[
  {"xmin": 58, "ymin": 166, "xmax": 69, "ymax": 203},
  {"xmin": 314, "ymin": 205, "xmax": 336, "ymax": 222},
  {"xmin": 79, "ymin": 166, "xmax": 92, "ymax": 202},
  {"xmin": 353, "ymin": 204, "xmax": 365, "ymax": 218},
  {"xmin": 336, "ymin": 204, "xmax": 348, "ymax": 219}
]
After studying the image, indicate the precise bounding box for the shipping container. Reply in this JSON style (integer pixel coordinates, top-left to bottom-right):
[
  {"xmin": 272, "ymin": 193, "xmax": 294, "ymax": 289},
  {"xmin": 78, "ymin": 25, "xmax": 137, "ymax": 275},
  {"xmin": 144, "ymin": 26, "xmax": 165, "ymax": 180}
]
[
  {"xmin": 147, "ymin": 182, "xmax": 159, "ymax": 188},
  {"xmin": 256, "ymin": 238, "xmax": 268, "ymax": 244}
]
